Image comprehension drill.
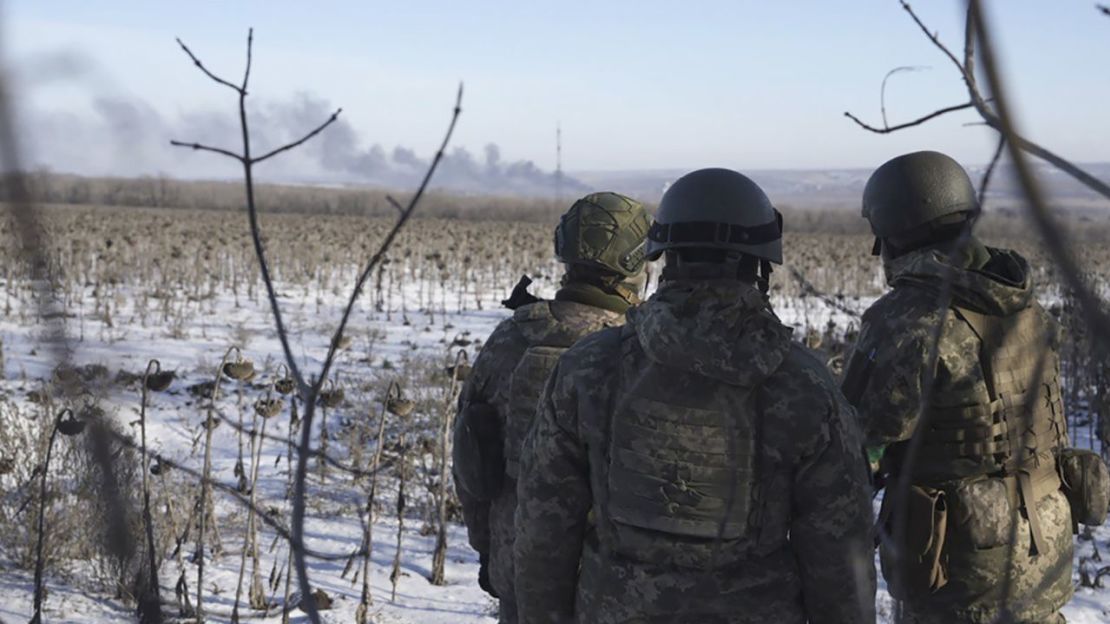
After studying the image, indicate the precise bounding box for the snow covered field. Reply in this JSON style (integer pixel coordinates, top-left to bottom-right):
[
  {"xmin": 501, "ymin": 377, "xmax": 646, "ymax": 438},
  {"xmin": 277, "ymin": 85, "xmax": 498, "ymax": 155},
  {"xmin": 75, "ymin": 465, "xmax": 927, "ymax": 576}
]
[{"xmin": 0, "ymin": 268, "xmax": 1106, "ymax": 624}]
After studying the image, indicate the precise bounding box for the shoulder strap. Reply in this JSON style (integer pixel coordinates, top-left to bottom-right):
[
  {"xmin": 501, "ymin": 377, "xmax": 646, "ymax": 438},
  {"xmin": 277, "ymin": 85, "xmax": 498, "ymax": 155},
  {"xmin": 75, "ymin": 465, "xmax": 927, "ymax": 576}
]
[{"xmin": 951, "ymin": 306, "xmax": 1001, "ymax": 400}]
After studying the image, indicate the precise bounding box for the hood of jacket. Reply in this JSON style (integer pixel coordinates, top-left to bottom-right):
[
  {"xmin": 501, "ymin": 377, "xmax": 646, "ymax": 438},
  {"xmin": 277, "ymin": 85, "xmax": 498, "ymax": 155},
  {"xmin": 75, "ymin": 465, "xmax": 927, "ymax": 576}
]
[
  {"xmin": 885, "ymin": 242, "xmax": 1035, "ymax": 316},
  {"xmin": 626, "ymin": 279, "xmax": 793, "ymax": 386}
]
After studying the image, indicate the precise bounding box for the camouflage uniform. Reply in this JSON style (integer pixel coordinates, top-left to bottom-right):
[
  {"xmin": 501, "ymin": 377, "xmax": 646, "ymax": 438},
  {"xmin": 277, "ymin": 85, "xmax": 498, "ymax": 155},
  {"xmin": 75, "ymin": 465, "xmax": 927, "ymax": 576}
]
[
  {"xmin": 456, "ymin": 294, "xmax": 624, "ymax": 622},
  {"xmin": 453, "ymin": 192, "xmax": 650, "ymax": 623},
  {"xmin": 514, "ymin": 279, "xmax": 877, "ymax": 624},
  {"xmin": 844, "ymin": 243, "xmax": 1074, "ymax": 623}
]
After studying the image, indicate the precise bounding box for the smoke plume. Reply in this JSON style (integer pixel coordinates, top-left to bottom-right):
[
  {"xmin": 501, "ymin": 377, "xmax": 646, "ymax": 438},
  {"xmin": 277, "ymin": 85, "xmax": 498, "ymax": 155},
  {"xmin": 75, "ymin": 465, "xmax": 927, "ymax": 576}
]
[{"xmin": 21, "ymin": 92, "xmax": 587, "ymax": 197}]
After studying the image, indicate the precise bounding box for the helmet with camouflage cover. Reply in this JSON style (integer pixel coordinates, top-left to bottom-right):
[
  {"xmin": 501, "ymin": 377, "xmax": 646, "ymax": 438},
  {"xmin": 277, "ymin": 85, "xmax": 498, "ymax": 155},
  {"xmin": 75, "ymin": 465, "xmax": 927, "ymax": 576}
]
[
  {"xmin": 646, "ymin": 168, "xmax": 783, "ymax": 264},
  {"xmin": 554, "ymin": 192, "xmax": 650, "ymax": 278},
  {"xmin": 862, "ymin": 150, "xmax": 979, "ymax": 253}
]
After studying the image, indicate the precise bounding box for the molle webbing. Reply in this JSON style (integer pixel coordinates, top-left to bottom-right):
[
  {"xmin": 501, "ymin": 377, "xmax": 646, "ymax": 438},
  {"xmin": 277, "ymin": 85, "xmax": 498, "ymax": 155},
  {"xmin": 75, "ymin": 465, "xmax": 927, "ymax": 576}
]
[
  {"xmin": 919, "ymin": 304, "xmax": 1064, "ymax": 554},
  {"xmin": 504, "ymin": 345, "xmax": 566, "ymax": 479},
  {"xmin": 919, "ymin": 306, "xmax": 1064, "ymax": 468},
  {"xmin": 607, "ymin": 397, "xmax": 756, "ymax": 539},
  {"xmin": 503, "ymin": 302, "xmax": 618, "ymax": 479},
  {"xmin": 605, "ymin": 332, "xmax": 758, "ymax": 549}
]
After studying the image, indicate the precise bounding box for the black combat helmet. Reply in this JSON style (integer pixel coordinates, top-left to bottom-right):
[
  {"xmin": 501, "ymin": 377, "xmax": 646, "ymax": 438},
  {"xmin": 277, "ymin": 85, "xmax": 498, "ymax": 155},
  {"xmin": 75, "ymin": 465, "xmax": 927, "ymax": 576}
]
[
  {"xmin": 646, "ymin": 168, "xmax": 782, "ymax": 289},
  {"xmin": 862, "ymin": 150, "xmax": 979, "ymax": 255},
  {"xmin": 647, "ymin": 168, "xmax": 783, "ymax": 263}
]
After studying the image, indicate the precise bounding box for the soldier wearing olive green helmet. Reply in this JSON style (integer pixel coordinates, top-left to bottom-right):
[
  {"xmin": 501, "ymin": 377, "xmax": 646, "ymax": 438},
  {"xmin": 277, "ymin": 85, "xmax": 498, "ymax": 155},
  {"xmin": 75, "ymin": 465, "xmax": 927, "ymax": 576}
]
[
  {"xmin": 842, "ymin": 151, "xmax": 1099, "ymax": 623},
  {"xmin": 514, "ymin": 169, "xmax": 875, "ymax": 623},
  {"xmin": 452, "ymin": 192, "xmax": 649, "ymax": 623}
]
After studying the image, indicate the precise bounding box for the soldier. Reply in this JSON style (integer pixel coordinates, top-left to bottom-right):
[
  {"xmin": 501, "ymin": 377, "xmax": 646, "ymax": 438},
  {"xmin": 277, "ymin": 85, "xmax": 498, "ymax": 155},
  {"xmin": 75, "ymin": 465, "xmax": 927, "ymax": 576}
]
[
  {"xmin": 842, "ymin": 151, "xmax": 1082, "ymax": 623},
  {"xmin": 452, "ymin": 192, "xmax": 650, "ymax": 623},
  {"xmin": 514, "ymin": 168, "xmax": 876, "ymax": 624}
]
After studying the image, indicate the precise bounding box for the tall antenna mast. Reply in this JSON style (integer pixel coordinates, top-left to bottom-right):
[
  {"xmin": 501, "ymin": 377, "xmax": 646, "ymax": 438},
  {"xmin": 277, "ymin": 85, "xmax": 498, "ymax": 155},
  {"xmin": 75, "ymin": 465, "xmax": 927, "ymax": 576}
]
[{"xmin": 555, "ymin": 122, "xmax": 563, "ymax": 204}]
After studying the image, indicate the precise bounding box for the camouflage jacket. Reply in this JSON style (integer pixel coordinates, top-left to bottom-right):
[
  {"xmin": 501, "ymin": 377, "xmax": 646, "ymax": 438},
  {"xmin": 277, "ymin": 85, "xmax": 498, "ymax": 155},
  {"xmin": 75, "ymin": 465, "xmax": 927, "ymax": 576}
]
[
  {"xmin": 454, "ymin": 291, "xmax": 624, "ymax": 606},
  {"xmin": 844, "ymin": 244, "xmax": 1073, "ymax": 622},
  {"xmin": 514, "ymin": 279, "xmax": 876, "ymax": 624}
]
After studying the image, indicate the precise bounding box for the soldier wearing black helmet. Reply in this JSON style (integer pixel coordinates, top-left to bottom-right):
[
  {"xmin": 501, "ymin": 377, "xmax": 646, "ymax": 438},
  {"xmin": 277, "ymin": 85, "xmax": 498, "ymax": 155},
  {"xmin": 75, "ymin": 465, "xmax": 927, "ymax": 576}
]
[
  {"xmin": 452, "ymin": 192, "xmax": 650, "ymax": 623},
  {"xmin": 843, "ymin": 150, "xmax": 1108, "ymax": 623},
  {"xmin": 514, "ymin": 168, "xmax": 876, "ymax": 623}
]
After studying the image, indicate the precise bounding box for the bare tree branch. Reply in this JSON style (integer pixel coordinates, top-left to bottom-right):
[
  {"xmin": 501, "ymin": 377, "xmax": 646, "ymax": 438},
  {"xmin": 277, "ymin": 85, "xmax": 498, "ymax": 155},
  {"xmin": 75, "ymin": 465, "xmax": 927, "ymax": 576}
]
[
  {"xmin": 290, "ymin": 82, "xmax": 464, "ymax": 622},
  {"xmin": 1098, "ymin": 4, "xmax": 1110, "ymax": 17},
  {"xmin": 251, "ymin": 108, "xmax": 343, "ymax": 164},
  {"xmin": 208, "ymin": 406, "xmax": 396, "ymax": 479},
  {"xmin": 107, "ymin": 430, "xmax": 368, "ymax": 562},
  {"xmin": 895, "ymin": 1, "xmax": 1110, "ymax": 200},
  {"xmin": 967, "ymin": 0, "xmax": 1110, "ymax": 349},
  {"xmin": 168, "ymin": 140, "xmax": 245, "ymax": 162},
  {"xmin": 843, "ymin": 101, "xmax": 975, "ymax": 134},
  {"xmin": 386, "ymin": 195, "xmax": 405, "ymax": 215},
  {"xmin": 175, "ymin": 37, "xmax": 243, "ymax": 93},
  {"xmin": 242, "ymin": 28, "xmax": 254, "ymax": 91},
  {"xmin": 899, "ymin": 0, "xmax": 967, "ymax": 79},
  {"xmin": 787, "ymin": 267, "xmax": 861, "ymax": 318}
]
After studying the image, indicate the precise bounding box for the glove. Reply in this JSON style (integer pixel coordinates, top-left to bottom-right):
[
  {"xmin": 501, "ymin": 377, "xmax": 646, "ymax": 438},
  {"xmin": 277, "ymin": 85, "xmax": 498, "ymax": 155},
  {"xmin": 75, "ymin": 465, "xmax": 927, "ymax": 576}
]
[{"xmin": 478, "ymin": 552, "xmax": 498, "ymax": 598}]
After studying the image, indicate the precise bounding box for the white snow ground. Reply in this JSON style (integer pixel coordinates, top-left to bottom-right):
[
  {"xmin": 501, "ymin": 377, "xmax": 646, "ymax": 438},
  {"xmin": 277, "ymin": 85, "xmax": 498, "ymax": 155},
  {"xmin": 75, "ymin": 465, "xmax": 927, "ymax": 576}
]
[{"xmin": 0, "ymin": 274, "xmax": 1107, "ymax": 624}]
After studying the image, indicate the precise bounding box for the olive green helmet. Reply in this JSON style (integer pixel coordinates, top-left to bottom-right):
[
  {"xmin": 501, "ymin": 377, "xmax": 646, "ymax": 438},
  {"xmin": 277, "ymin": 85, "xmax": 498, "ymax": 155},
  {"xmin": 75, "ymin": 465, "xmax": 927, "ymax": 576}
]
[
  {"xmin": 554, "ymin": 192, "xmax": 650, "ymax": 278},
  {"xmin": 646, "ymin": 168, "xmax": 783, "ymax": 263},
  {"xmin": 862, "ymin": 150, "xmax": 979, "ymax": 242}
]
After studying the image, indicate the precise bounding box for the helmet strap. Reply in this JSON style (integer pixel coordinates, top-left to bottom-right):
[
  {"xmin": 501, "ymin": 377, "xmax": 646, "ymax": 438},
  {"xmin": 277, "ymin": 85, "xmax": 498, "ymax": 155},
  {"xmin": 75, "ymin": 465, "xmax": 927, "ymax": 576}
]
[
  {"xmin": 661, "ymin": 250, "xmax": 761, "ymax": 285},
  {"xmin": 756, "ymin": 260, "xmax": 773, "ymax": 295}
]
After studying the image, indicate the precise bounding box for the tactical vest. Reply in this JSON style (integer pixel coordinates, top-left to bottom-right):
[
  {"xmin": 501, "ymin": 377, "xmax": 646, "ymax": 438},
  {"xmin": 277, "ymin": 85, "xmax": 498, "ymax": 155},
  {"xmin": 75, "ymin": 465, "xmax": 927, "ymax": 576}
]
[
  {"xmin": 599, "ymin": 326, "xmax": 761, "ymax": 568},
  {"xmin": 503, "ymin": 301, "xmax": 619, "ymax": 479},
  {"xmin": 903, "ymin": 302, "xmax": 1067, "ymax": 553}
]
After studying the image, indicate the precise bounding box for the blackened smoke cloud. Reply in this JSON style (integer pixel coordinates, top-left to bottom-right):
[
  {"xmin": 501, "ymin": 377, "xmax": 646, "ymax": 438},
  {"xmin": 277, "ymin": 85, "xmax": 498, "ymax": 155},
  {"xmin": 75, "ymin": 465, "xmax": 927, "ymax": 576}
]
[{"xmin": 21, "ymin": 92, "xmax": 588, "ymax": 197}]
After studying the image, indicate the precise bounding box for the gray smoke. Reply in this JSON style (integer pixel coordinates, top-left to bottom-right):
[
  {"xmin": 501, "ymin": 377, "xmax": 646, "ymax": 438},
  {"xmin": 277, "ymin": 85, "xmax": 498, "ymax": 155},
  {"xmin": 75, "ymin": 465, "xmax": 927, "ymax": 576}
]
[{"xmin": 21, "ymin": 91, "xmax": 587, "ymax": 197}]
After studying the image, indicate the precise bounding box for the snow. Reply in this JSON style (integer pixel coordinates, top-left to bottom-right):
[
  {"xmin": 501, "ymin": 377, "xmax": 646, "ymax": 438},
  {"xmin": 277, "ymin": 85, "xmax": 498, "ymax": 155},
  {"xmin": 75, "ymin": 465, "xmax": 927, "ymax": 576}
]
[{"xmin": 0, "ymin": 269, "xmax": 1107, "ymax": 623}]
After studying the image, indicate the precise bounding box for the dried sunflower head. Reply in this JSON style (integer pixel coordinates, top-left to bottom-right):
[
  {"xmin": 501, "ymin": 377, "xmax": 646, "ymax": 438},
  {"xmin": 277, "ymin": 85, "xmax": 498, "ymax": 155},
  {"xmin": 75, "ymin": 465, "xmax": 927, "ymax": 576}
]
[{"xmin": 223, "ymin": 359, "xmax": 256, "ymax": 382}]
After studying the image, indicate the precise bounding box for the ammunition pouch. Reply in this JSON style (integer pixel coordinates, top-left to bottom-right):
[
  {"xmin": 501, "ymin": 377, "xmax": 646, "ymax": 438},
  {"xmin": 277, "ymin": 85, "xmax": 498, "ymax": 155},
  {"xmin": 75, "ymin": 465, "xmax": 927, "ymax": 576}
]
[
  {"xmin": 878, "ymin": 485, "xmax": 949, "ymax": 599},
  {"xmin": 1059, "ymin": 448, "xmax": 1110, "ymax": 528},
  {"xmin": 452, "ymin": 401, "xmax": 504, "ymax": 502}
]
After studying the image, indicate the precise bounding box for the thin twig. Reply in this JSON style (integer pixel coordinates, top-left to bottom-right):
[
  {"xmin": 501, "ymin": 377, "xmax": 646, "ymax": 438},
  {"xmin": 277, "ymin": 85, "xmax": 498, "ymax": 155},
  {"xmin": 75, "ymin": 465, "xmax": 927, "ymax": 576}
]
[
  {"xmin": 899, "ymin": 0, "xmax": 966, "ymax": 78},
  {"xmin": 788, "ymin": 267, "xmax": 862, "ymax": 318},
  {"xmin": 880, "ymin": 66, "xmax": 930, "ymax": 128},
  {"xmin": 103, "ymin": 430, "xmax": 367, "ymax": 562},
  {"xmin": 168, "ymin": 140, "xmax": 245, "ymax": 162},
  {"xmin": 252, "ymin": 109, "xmax": 343, "ymax": 164},
  {"xmin": 209, "ymin": 406, "xmax": 395, "ymax": 479},
  {"xmin": 242, "ymin": 28, "xmax": 254, "ymax": 92},
  {"xmin": 843, "ymin": 101, "xmax": 975, "ymax": 134},
  {"xmin": 175, "ymin": 37, "xmax": 242, "ymax": 93},
  {"xmin": 386, "ymin": 195, "xmax": 405, "ymax": 215},
  {"xmin": 1098, "ymin": 4, "xmax": 1110, "ymax": 17}
]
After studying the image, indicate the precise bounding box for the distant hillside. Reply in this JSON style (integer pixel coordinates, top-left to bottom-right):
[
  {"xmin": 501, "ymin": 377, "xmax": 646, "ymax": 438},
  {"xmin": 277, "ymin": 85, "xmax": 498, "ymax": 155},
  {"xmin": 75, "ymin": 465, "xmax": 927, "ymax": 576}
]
[{"xmin": 573, "ymin": 162, "xmax": 1110, "ymax": 211}]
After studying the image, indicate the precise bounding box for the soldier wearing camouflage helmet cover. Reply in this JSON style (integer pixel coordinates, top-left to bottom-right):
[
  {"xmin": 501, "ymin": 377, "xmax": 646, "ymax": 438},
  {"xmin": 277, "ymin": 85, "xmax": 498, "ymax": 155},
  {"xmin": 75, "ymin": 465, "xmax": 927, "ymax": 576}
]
[
  {"xmin": 451, "ymin": 191, "xmax": 649, "ymax": 623},
  {"xmin": 514, "ymin": 168, "xmax": 876, "ymax": 624},
  {"xmin": 842, "ymin": 150, "xmax": 1088, "ymax": 623}
]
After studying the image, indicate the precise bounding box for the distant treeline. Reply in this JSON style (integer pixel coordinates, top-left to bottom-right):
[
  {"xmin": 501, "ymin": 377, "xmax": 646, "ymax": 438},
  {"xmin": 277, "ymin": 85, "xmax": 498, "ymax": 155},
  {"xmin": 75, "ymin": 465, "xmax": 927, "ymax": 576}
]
[
  {"xmin": 0, "ymin": 171, "xmax": 572, "ymax": 222},
  {"xmin": 2, "ymin": 171, "xmax": 1104, "ymax": 240}
]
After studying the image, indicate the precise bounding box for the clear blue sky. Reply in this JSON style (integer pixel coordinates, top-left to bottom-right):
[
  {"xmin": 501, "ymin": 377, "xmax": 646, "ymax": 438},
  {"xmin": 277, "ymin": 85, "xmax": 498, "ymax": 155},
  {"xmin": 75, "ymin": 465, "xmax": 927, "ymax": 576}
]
[{"xmin": 4, "ymin": 0, "xmax": 1109, "ymax": 175}]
